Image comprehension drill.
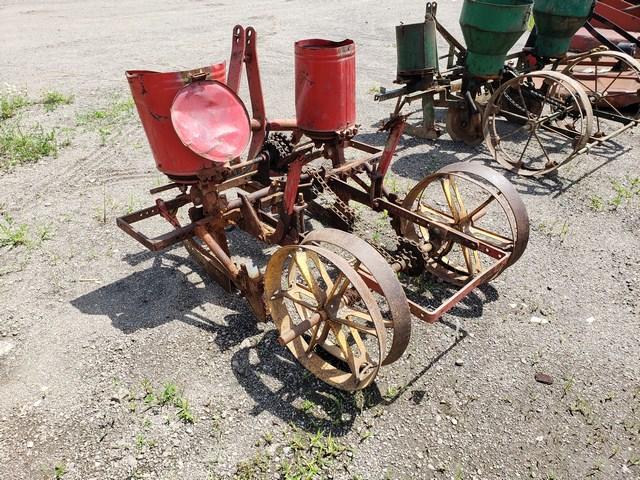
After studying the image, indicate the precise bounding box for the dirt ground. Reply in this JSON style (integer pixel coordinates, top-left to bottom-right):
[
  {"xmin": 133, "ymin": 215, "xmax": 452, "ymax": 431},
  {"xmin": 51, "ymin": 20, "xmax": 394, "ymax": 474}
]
[{"xmin": 0, "ymin": 1, "xmax": 639, "ymax": 479}]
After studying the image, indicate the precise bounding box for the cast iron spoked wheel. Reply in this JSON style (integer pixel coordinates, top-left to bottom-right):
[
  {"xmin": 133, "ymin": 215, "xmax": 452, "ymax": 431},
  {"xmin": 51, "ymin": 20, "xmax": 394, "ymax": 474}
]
[
  {"xmin": 561, "ymin": 51, "xmax": 640, "ymax": 136},
  {"xmin": 400, "ymin": 162, "xmax": 529, "ymax": 286},
  {"xmin": 301, "ymin": 228, "xmax": 411, "ymax": 367},
  {"xmin": 265, "ymin": 244, "xmax": 387, "ymax": 391},
  {"xmin": 483, "ymin": 71, "xmax": 593, "ymax": 177}
]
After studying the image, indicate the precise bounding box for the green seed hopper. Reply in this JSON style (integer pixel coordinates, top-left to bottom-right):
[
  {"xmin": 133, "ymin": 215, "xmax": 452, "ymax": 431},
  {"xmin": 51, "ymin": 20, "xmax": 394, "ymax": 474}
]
[
  {"xmin": 459, "ymin": 0, "xmax": 534, "ymax": 78},
  {"xmin": 395, "ymin": 2, "xmax": 439, "ymax": 83},
  {"xmin": 532, "ymin": 0, "xmax": 595, "ymax": 58}
]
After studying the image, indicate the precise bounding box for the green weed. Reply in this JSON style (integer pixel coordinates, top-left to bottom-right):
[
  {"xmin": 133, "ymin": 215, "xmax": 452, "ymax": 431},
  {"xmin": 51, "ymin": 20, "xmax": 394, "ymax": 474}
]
[
  {"xmin": 281, "ymin": 429, "xmax": 350, "ymax": 480},
  {"xmin": 0, "ymin": 88, "xmax": 29, "ymax": 120},
  {"xmin": 589, "ymin": 196, "xmax": 604, "ymax": 212},
  {"xmin": 235, "ymin": 451, "xmax": 271, "ymax": 480},
  {"xmin": 0, "ymin": 125, "xmax": 57, "ymax": 169},
  {"xmin": 301, "ymin": 399, "xmax": 315, "ymax": 413},
  {"xmin": 610, "ymin": 177, "xmax": 640, "ymax": 209},
  {"xmin": 41, "ymin": 91, "xmax": 73, "ymax": 112},
  {"xmin": 53, "ymin": 463, "xmax": 66, "ymax": 479},
  {"xmin": 77, "ymin": 98, "xmax": 134, "ymax": 127},
  {"xmin": 176, "ymin": 398, "xmax": 195, "ymax": 424},
  {"xmin": 0, "ymin": 214, "xmax": 30, "ymax": 248}
]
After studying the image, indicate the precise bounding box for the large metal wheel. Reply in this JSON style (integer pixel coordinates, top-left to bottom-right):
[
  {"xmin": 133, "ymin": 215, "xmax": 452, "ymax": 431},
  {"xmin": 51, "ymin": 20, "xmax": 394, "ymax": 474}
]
[
  {"xmin": 561, "ymin": 50, "xmax": 640, "ymax": 137},
  {"xmin": 302, "ymin": 228, "xmax": 412, "ymax": 367},
  {"xmin": 483, "ymin": 71, "xmax": 593, "ymax": 176},
  {"xmin": 400, "ymin": 162, "xmax": 529, "ymax": 286},
  {"xmin": 265, "ymin": 244, "xmax": 387, "ymax": 391}
]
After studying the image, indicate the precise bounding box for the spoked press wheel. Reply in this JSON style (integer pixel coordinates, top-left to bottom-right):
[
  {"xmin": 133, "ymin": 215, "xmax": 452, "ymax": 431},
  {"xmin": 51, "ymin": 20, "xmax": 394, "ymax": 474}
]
[
  {"xmin": 265, "ymin": 243, "xmax": 388, "ymax": 391},
  {"xmin": 400, "ymin": 162, "xmax": 529, "ymax": 286},
  {"xmin": 302, "ymin": 228, "xmax": 412, "ymax": 367},
  {"xmin": 483, "ymin": 71, "xmax": 593, "ymax": 176},
  {"xmin": 561, "ymin": 51, "xmax": 640, "ymax": 137}
]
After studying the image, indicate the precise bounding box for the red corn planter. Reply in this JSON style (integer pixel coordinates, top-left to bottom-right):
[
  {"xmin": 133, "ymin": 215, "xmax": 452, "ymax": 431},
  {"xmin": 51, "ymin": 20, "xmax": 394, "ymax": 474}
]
[
  {"xmin": 295, "ymin": 39, "xmax": 356, "ymax": 135},
  {"xmin": 126, "ymin": 63, "xmax": 226, "ymax": 181}
]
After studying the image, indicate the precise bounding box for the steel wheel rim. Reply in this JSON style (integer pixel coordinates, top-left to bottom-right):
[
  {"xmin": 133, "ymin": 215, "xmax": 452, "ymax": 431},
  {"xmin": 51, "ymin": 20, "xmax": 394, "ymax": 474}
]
[
  {"xmin": 483, "ymin": 71, "xmax": 594, "ymax": 177},
  {"xmin": 265, "ymin": 244, "xmax": 387, "ymax": 391},
  {"xmin": 401, "ymin": 162, "xmax": 529, "ymax": 286},
  {"xmin": 302, "ymin": 229, "xmax": 411, "ymax": 366}
]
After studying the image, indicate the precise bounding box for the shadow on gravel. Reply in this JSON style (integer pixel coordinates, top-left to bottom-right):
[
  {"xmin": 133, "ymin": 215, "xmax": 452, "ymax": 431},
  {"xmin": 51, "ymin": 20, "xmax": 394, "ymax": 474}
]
[
  {"xmin": 231, "ymin": 315, "xmax": 471, "ymax": 435},
  {"xmin": 71, "ymin": 251, "xmax": 259, "ymax": 352}
]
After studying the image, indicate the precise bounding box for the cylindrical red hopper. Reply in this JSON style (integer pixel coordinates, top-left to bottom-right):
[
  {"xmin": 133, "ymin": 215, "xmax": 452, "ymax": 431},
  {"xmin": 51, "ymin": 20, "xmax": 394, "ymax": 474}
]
[
  {"xmin": 126, "ymin": 63, "xmax": 226, "ymax": 181},
  {"xmin": 295, "ymin": 39, "xmax": 356, "ymax": 135}
]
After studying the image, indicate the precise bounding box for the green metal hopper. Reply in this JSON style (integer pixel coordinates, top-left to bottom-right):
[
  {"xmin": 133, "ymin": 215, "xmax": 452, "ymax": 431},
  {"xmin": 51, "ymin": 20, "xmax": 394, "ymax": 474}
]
[
  {"xmin": 460, "ymin": 0, "xmax": 534, "ymax": 78},
  {"xmin": 533, "ymin": 0, "xmax": 595, "ymax": 58}
]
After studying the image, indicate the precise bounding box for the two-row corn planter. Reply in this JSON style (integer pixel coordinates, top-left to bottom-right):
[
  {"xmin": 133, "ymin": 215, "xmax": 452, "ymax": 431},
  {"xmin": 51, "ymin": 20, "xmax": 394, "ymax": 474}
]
[
  {"xmin": 377, "ymin": 0, "xmax": 640, "ymax": 177},
  {"xmin": 118, "ymin": 26, "xmax": 530, "ymax": 391}
]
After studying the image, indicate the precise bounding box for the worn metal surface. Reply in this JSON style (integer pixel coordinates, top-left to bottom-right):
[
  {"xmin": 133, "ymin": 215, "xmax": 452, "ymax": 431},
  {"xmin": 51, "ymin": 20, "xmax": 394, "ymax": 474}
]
[
  {"xmin": 301, "ymin": 228, "xmax": 412, "ymax": 367},
  {"xmin": 265, "ymin": 244, "xmax": 386, "ymax": 391},
  {"xmin": 483, "ymin": 70, "xmax": 595, "ymax": 176},
  {"xmin": 459, "ymin": 0, "xmax": 533, "ymax": 78},
  {"xmin": 170, "ymin": 80, "xmax": 251, "ymax": 163},
  {"xmin": 395, "ymin": 2, "xmax": 439, "ymax": 83},
  {"xmin": 118, "ymin": 24, "xmax": 532, "ymax": 392},
  {"xmin": 533, "ymin": 0, "xmax": 595, "ymax": 58},
  {"xmin": 126, "ymin": 64, "xmax": 226, "ymax": 178},
  {"xmin": 294, "ymin": 39, "xmax": 356, "ymax": 135}
]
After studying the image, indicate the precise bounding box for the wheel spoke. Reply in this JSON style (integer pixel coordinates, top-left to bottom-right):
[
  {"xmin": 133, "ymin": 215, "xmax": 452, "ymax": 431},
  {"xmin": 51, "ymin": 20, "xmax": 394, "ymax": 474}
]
[
  {"xmin": 441, "ymin": 176, "xmax": 461, "ymax": 222},
  {"xmin": 308, "ymin": 251, "xmax": 334, "ymax": 290},
  {"xmin": 465, "ymin": 194, "xmax": 498, "ymax": 222},
  {"xmin": 272, "ymin": 289, "xmax": 319, "ymax": 312},
  {"xmin": 292, "ymin": 251, "xmax": 325, "ymax": 304},
  {"xmin": 306, "ymin": 320, "xmax": 331, "ymax": 354}
]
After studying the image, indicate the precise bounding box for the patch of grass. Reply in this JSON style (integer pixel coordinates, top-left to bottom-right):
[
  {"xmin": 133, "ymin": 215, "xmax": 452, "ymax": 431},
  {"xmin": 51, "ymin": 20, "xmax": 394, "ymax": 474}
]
[
  {"xmin": 589, "ymin": 195, "xmax": 604, "ymax": 212},
  {"xmin": 53, "ymin": 463, "xmax": 66, "ymax": 479},
  {"xmin": 159, "ymin": 382, "xmax": 178, "ymax": 406},
  {"xmin": 0, "ymin": 125, "xmax": 57, "ymax": 169},
  {"xmin": 281, "ymin": 429, "xmax": 351, "ymax": 480},
  {"xmin": 367, "ymin": 86, "xmax": 382, "ymax": 95},
  {"xmin": 0, "ymin": 88, "xmax": 29, "ymax": 120},
  {"xmin": 41, "ymin": 91, "xmax": 73, "ymax": 112},
  {"xmin": 135, "ymin": 380, "xmax": 195, "ymax": 424},
  {"xmin": 568, "ymin": 396, "xmax": 593, "ymax": 422},
  {"xmin": 610, "ymin": 177, "xmax": 640, "ymax": 209},
  {"xmin": 176, "ymin": 398, "xmax": 195, "ymax": 424},
  {"xmin": 235, "ymin": 451, "xmax": 271, "ymax": 480},
  {"xmin": 301, "ymin": 399, "xmax": 315, "ymax": 413},
  {"xmin": 77, "ymin": 97, "xmax": 134, "ymax": 127},
  {"xmin": 0, "ymin": 214, "xmax": 30, "ymax": 248}
]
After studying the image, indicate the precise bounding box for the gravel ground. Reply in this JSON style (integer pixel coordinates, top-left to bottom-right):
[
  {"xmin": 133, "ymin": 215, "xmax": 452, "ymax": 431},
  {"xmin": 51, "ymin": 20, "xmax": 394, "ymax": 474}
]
[{"xmin": 0, "ymin": 1, "xmax": 639, "ymax": 479}]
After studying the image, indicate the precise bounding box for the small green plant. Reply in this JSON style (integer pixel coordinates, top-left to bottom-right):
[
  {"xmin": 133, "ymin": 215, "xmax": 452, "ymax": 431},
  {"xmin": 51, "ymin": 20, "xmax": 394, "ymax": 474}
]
[
  {"xmin": 0, "ymin": 214, "xmax": 30, "ymax": 248},
  {"xmin": 562, "ymin": 377, "xmax": 575, "ymax": 398},
  {"xmin": 385, "ymin": 386, "xmax": 399, "ymax": 400},
  {"xmin": 589, "ymin": 195, "xmax": 604, "ymax": 212},
  {"xmin": 176, "ymin": 398, "xmax": 195, "ymax": 424},
  {"xmin": 280, "ymin": 428, "xmax": 351, "ymax": 480},
  {"xmin": 160, "ymin": 382, "xmax": 178, "ymax": 405},
  {"xmin": 77, "ymin": 98, "xmax": 134, "ymax": 127},
  {"xmin": 41, "ymin": 91, "xmax": 73, "ymax": 112},
  {"xmin": 568, "ymin": 396, "xmax": 593, "ymax": 421},
  {"xmin": 0, "ymin": 125, "xmax": 57, "ymax": 169},
  {"xmin": 610, "ymin": 177, "xmax": 640, "ymax": 209},
  {"xmin": 235, "ymin": 451, "xmax": 271, "ymax": 480},
  {"xmin": 0, "ymin": 88, "xmax": 29, "ymax": 119},
  {"xmin": 301, "ymin": 399, "xmax": 315, "ymax": 413},
  {"xmin": 367, "ymin": 86, "xmax": 382, "ymax": 95},
  {"xmin": 53, "ymin": 463, "xmax": 66, "ymax": 479}
]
